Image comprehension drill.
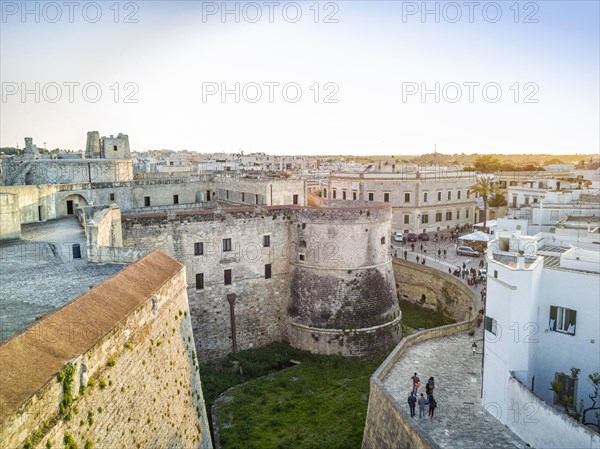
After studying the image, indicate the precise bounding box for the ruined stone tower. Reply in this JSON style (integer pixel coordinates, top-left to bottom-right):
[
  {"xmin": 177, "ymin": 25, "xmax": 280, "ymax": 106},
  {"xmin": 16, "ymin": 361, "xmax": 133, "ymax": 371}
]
[{"xmin": 85, "ymin": 131, "xmax": 101, "ymax": 158}]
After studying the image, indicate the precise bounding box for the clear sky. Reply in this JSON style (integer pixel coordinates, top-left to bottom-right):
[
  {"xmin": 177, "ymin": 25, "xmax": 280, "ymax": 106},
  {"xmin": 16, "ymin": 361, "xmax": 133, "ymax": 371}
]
[{"xmin": 1, "ymin": 1, "xmax": 598, "ymax": 155}]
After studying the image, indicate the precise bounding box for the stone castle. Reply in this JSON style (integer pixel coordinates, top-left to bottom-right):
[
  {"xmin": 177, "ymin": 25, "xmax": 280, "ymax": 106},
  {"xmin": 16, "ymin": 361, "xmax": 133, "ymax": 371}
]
[{"xmin": 0, "ymin": 133, "xmax": 407, "ymax": 448}]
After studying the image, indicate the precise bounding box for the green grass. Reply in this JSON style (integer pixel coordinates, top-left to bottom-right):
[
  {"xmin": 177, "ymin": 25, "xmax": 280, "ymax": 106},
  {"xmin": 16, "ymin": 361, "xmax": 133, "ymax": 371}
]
[
  {"xmin": 202, "ymin": 342, "xmax": 382, "ymax": 449},
  {"xmin": 398, "ymin": 299, "xmax": 456, "ymax": 334}
]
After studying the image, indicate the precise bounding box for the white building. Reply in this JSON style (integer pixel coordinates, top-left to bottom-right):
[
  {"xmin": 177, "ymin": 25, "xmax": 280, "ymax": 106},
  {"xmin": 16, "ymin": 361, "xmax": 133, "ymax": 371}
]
[{"xmin": 482, "ymin": 231, "xmax": 600, "ymax": 448}]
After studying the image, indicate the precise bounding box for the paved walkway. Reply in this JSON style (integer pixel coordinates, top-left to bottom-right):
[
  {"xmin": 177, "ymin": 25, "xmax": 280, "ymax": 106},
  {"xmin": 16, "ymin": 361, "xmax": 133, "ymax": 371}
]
[{"xmin": 382, "ymin": 328, "xmax": 527, "ymax": 449}]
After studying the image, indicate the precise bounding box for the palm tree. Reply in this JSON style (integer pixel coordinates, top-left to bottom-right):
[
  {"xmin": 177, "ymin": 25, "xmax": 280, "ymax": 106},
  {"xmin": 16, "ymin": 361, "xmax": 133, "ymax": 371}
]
[{"xmin": 469, "ymin": 176, "xmax": 497, "ymax": 229}]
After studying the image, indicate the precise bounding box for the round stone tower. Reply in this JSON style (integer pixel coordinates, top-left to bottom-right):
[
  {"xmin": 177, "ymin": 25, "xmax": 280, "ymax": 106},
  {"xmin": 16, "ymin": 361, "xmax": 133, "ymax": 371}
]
[{"xmin": 287, "ymin": 202, "xmax": 401, "ymax": 357}]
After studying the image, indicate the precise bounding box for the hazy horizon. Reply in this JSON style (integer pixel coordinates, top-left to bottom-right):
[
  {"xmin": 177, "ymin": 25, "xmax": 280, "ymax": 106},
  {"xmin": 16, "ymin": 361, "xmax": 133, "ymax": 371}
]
[{"xmin": 2, "ymin": 1, "xmax": 599, "ymax": 155}]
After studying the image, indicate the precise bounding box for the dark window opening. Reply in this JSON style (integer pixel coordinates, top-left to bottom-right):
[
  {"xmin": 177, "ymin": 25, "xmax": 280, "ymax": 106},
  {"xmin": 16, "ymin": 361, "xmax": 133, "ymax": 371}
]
[
  {"xmin": 263, "ymin": 235, "xmax": 271, "ymax": 247},
  {"xmin": 196, "ymin": 273, "xmax": 204, "ymax": 290},
  {"xmin": 173, "ymin": 194, "xmax": 179, "ymax": 205},
  {"xmin": 265, "ymin": 264, "xmax": 272, "ymax": 279},
  {"xmin": 144, "ymin": 196, "xmax": 151, "ymax": 207},
  {"xmin": 194, "ymin": 242, "xmax": 204, "ymax": 256},
  {"xmin": 224, "ymin": 269, "xmax": 232, "ymax": 285},
  {"xmin": 293, "ymin": 194, "xmax": 299, "ymax": 205},
  {"xmin": 109, "ymin": 193, "xmax": 115, "ymax": 201},
  {"xmin": 223, "ymin": 238, "xmax": 232, "ymax": 252}
]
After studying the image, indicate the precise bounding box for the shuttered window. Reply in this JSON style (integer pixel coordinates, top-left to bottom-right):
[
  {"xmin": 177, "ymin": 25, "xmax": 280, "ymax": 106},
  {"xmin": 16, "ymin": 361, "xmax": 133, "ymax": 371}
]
[
  {"xmin": 549, "ymin": 306, "xmax": 577, "ymax": 335},
  {"xmin": 484, "ymin": 316, "xmax": 497, "ymax": 336}
]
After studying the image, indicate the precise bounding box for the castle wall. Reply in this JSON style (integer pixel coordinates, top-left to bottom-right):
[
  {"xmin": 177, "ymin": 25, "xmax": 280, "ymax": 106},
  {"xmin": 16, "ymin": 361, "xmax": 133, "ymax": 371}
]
[
  {"xmin": 287, "ymin": 206, "xmax": 401, "ymax": 357},
  {"xmin": 392, "ymin": 259, "xmax": 480, "ymax": 321},
  {"xmin": 0, "ymin": 251, "xmax": 212, "ymax": 449},
  {"xmin": 122, "ymin": 205, "xmax": 402, "ymax": 361},
  {"xmin": 122, "ymin": 208, "xmax": 293, "ymax": 361},
  {"xmin": 0, "ymin": 185, "xmax": 61, "ymax": 223},
  {"xmin": 1, "ymin": 160, "xmax": 133, "ymax": 186},
  {"xmin": 0, "ymin": 193, "xmax": 21, "ymax": 240},
  {"xmin": 214, "ymin": 178, "xmax": 306, "ymax": 206}
]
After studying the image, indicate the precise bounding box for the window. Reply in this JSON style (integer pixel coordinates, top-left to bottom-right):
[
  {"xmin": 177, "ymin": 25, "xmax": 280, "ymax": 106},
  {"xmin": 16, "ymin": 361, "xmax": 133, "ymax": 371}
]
[
  {"xmin": 435, "ymin": 212, "xmax": 442, "ymax": 222},
  {"xmin": 446, "ymin": 211, "xmax": 453, "ymax": 221},
  {"xmin": 144, "ymin": 196, "xmax": 150, "ymax": 207},
  {"xmin": 255, "ymin": 194, "xmax": 260, "ymax": 204},
  {"xmin": 299, "ymin": 254, "xmax": 305, "ymax": 262},
  {"xmin": 343, "ymin": 191, "xmax": 347, "ymax": 200},
  {"xmin": 404, "ymin": 193, "xmax": 410, "ymax": 203},
  {"xmin": 384, "ymin": 192, "xmax": 390, "ymax": 202},
  {"xmin": 265, "ymin": 264, "xmax": 272, "ymax": 279},
  {"xmin": 333, "ymin": 190, "xmax": 337, "ymax": 199},
  {"xmin": 113, "ymin": 145, "xmax": 117, "ymax": 151},
  {"xmin": 293, "ymin": 194, "xmax": 299, "ymax": 205},
  {"xmin": 466, "ymin": 209, "xmax": 470, "ymax": 219},
  {"xmin": 484, "ymin": 316, "xmax": 498, "ymax": 336},
  {"xmin": 404, "ymin": 215, "xmax": 410, "ymax": 224},
  {"xmin": 226, "ymin": 190, "xmax": 229, "ymax": 200},
  {"xmin": 194, "ymin": 242, "xmax": 204, "ymax": 256},
  {"xmin": 381, "ymin": 237, "xmax": 386, "ymax": 244},
  {"xmin": 323, "ymin": 188, "xmax": 327, "ymax": 198},
  {"xmin": 368, "ymin": 192, "xmax": 374, "ymax": 201},
  {"xmin": 224, "ymin": 269, "xmax": 232, "ymax": 285},
  {"xmin": 550, "ymin": 306, "xmax": 577, "ymax": 335},
  {"xmin": 173, "ymin": 194, "xmax": 179, "ymax": 205},
  {"xmin": 299, "ymin": 240, "xmax": 307, "ymax": 248},
  {"xmin": 553, "ymin": 372, "xmax": 577, "ymax": 407},
  {"xmin": 109, "ymin": 193, "xmax": 115, "ymax": 201},
  {"xmin": 241, "ymin": 192, "xmax": 245, "ymax": 202},
  {"xmin": 437, "ymin": 191, "xmax": 442, "ymax": 201},
  {"xmin": 448, "ymin": 191, "xmax": 452, "ymax": 201},
  {"xmin": 195, "ymin": 273, "xmax": 204, "ymax": 290},
  {"xmin": 263, "ymin": 235, "xmax": 270, "ymax": 247},
  {"xmin": 423, "ymin": 192, "xmax": 428, "ymax": 202},
  {"xmin": 493, "ymin": 270, "xmax": 498, "ymax": 278},
  {"xmin": 421, "ymin": 214, "xmax": 429, "ymax": 224},
  {"xmin": 456, "ymin": 210, "xmax": 460, "ymax": 220},
  {"xmin": 223, "ymin": 238, "xmax": 232, "ymax": 252},
  {"xmin": 457, "ymin": 190, "xmax": 462, "ymax": 200},
  {"xmin": 353, "ymin": 191, "xmax": 357, "ymax": 200}
]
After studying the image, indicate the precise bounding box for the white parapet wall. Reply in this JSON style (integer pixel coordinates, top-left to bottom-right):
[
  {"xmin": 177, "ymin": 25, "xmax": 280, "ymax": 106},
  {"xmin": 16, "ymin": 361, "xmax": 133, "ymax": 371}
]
[{"xmin": 506, "ymin": 372, "xmax": 600, "ymax": 449}]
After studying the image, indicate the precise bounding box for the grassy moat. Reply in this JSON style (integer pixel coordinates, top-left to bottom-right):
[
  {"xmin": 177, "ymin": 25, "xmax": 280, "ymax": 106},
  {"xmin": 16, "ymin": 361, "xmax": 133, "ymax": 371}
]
[{"xmin": 201, "ymin": 301, "xmax": 456, "ymax": 449}]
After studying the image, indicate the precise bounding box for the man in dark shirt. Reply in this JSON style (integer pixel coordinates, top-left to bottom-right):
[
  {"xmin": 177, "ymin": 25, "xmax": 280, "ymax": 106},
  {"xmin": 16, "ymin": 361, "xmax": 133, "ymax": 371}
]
[{"xmin": 407, "ymin": 392, "xmax": 417, "ymax": 417}]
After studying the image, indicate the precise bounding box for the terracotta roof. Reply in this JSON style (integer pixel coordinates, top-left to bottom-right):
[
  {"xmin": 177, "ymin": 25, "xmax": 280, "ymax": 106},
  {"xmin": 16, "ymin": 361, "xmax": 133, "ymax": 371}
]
[{"xmin": 0, "ymin": 250, "xmax": 182, "ymax": 422}]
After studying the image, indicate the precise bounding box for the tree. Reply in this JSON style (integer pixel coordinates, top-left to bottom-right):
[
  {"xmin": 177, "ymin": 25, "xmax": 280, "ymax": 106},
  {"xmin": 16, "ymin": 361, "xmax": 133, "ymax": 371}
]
[
  {"xmin": 473, "ymin": 155, "xmax": 502, "ymax": 173},
  {"xmin": 488, "ymin": 192, "xmax": 507, "ymax": 208},
  {"xmin": 469, "ymin": 176, "xmax": 497, "ymax": 228}
]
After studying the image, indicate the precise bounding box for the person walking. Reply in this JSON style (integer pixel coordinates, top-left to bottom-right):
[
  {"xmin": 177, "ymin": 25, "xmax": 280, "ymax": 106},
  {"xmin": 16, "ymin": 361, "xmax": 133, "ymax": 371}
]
[
  {"xmin": 407, "ymin": 392, "xmax": 417, "ymax": 417},
  {"xmin": 443, "ymin": 249, "xmax": 447, "ymax": 259},
  {"xmin": 411, "ymin": 243, "xmax": 415, "ymax": 252},
  {"xmin": 418, "ymin": 393, "xmax": 428, "ymax": 418},
  {"xmin": 428, "ymin": 395, "xmax": 437, "ymax": 418},
  {"xmin": 437, "ymin": 248, "xmax": 441, "ymax": 260},
  {"xmin": 411, "ymin": 372, "xmax": 420, "ymax": 396},
  {"xmin": 425, "ymin": 377, "xmax": 435, "ymax": 400},
  {"xmin": 404, "ymin": 250, "xmax": 408, "ymax": 260},
  {"xmin": 416, "ymin": 255, "xmax": 420, "ymax": 264}
]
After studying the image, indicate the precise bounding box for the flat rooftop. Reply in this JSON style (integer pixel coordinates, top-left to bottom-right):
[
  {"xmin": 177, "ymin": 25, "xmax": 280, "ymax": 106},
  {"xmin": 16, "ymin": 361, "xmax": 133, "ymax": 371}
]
[
  {"xmin": 491, "ymin": 254, "xmax": 538, "ymax": 269},
  {"xmin": 0, "ymin": 218, "xmax": 123, "ymax": 342}
]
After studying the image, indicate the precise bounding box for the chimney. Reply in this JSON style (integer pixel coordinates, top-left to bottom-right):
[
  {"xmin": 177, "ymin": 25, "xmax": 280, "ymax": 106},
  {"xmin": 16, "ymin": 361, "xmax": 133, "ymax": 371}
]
[{"xmin": 516, "ymin": 250, "xmax": 525, "ymax": 269}]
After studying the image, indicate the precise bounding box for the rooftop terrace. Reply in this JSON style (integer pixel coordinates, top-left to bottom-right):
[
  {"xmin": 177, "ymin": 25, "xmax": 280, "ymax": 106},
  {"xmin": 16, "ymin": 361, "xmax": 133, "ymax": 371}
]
[{"xmin": 0, "ymin": 217, "xmax": 122, "ymax": 342}]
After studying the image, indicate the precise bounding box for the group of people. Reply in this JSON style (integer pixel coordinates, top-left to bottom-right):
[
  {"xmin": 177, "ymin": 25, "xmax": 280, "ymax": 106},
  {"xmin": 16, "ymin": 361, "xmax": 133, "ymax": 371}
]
[{"xmin": 407, "ymin": 372, "xmax": 437, "ymax": 419}]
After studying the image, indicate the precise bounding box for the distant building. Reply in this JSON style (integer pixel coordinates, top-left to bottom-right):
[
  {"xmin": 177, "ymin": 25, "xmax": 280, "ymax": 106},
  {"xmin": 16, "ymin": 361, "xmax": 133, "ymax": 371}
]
[{"xmin": 323, "ymin": 168, "xmax": 477, "ymax": 234}]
